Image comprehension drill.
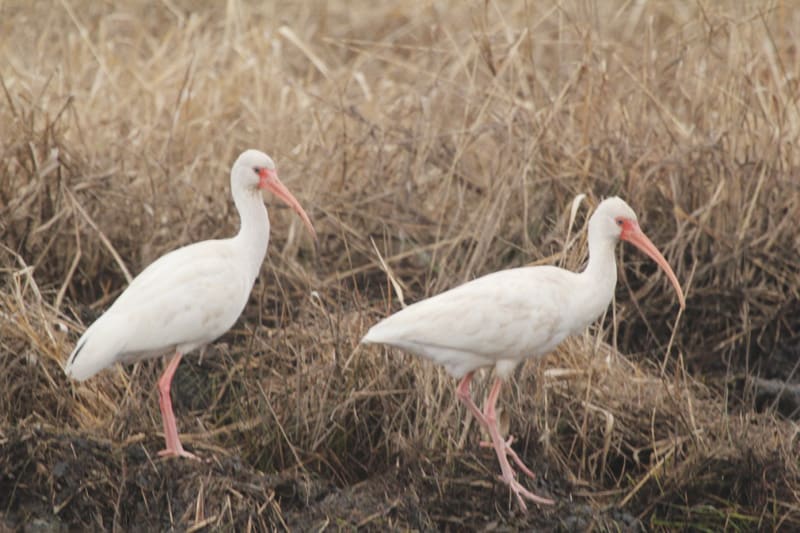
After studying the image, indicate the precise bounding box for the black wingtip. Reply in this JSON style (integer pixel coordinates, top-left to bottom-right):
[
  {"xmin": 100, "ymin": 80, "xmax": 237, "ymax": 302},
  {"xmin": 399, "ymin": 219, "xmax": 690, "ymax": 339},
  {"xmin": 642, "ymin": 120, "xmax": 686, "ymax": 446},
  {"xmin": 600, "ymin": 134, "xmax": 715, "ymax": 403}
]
[{"xmin": 67, "ymin": 337, "xmax": 87, "ymax": 368}]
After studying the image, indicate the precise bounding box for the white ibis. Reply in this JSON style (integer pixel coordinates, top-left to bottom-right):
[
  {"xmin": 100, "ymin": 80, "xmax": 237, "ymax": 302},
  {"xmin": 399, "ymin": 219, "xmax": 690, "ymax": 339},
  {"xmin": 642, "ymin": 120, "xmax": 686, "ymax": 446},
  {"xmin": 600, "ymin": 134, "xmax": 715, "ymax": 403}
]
[
  {"xmin": 361, "ymin": 197, "xmax": 685, "ymax": 510},
  {"xmin": 64, "ymin": 149, "xmax": 316, "ymax": 459}
]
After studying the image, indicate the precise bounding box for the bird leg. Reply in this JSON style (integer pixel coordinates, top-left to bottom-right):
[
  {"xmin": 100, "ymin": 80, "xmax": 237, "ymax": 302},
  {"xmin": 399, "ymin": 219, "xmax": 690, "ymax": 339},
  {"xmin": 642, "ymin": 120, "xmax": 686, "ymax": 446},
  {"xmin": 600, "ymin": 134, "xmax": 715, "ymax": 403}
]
[
  {"xmin": 482, "ymin": 377, "xmax": 554, "ymax": 510},
  {"xmin": 480, "ymin": 435, "xmax": 538, "ymax": 480},
  {"xmin": 456, "ymin": 372, "xmax": 489, "ymax": 426},
  {"xmin": 157, "ymin": 352, "xmax": 199, "ymax": 460},
  {"xmin": 459, "ymin": 373, "xmax": 537, "ymax": 481}
]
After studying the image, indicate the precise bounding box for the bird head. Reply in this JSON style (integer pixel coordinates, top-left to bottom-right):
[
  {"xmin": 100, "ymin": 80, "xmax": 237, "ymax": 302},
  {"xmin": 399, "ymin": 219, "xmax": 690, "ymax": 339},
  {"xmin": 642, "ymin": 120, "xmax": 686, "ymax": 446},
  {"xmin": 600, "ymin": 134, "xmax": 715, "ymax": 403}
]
[
  {"xmin": 233, "ymin": 149, "xmax": 317, "ymax": 240},
  {"xmin": 590, "ymin": 196, "xmax": 685, "ymax": 309}
]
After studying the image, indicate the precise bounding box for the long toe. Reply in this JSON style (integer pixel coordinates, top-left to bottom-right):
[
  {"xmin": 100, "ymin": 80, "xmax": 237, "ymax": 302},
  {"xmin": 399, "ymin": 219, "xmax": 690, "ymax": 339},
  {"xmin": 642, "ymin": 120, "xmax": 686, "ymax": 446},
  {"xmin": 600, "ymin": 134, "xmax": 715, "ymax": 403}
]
[
  {"xmin": 158, "ymin": 447, "xmax": 201, "ymax": 461},
  {"xmin": 481, "ymin": 435, "xmax": 537, "ymax": 480},
  {"xmin": 506, "ymin": 477, "xmax": 555, "ymax": 509},
  {"xmin": 504, "ymin": 444, "xmax": 537, "ymax": 480}
]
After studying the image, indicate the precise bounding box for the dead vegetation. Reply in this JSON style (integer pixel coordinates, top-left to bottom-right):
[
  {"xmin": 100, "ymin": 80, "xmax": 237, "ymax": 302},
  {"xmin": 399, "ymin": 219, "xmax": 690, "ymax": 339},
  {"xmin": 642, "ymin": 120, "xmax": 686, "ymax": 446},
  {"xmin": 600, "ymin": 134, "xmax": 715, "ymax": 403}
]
[{"xmin": 1, "ymin": 0, "xmax": 799, "ymax": 530}]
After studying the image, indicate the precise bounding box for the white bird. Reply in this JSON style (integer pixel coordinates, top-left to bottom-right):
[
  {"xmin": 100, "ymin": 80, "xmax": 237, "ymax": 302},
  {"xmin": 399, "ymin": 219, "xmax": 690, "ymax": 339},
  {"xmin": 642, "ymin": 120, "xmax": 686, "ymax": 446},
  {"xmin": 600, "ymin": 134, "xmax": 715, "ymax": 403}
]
[
  {"xmin": 362, "ymin": 197, "xmax": 685, "ymax": 511},
  {"xmin": 65, "ymin": 149, "xmax": 316, "ymax": 460}
]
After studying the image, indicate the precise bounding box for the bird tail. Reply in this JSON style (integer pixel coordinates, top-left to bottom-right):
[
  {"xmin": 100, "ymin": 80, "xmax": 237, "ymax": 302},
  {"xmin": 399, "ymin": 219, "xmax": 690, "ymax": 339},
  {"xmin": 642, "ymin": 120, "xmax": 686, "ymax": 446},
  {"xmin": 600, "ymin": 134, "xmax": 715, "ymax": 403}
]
[
  {"xmin": 360, "ymin": 323, "xmax": 386, "ymax": 344},
  {"xmin": 64, "ymin": 314, "xmax": 128, "ymax": 381},
  {"xmin": 361, "ymin": 317, "xmax": 402, "ymax": 345}
]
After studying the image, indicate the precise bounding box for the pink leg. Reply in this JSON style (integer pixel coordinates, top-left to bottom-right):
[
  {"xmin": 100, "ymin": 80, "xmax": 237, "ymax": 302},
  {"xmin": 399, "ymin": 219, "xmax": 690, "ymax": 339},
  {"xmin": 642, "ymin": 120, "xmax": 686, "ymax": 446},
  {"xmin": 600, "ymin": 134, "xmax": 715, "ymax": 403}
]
[
  {"xmin": 482, "ymin": 378, "xmax": 554, "ymax": 511},
  {"xmin": 459, "ymin": 373, "xmax": 537, "ymax": 480},
  {"xmin": 480, "ymin": 435, "xmax": 538, "ymax": 480},
  {"xmin": 456, "ymin": 372, "xmax": 489, "ymax": 426},
  {"xmin": 157, "ymin": 352, "xmax": 199, "ymax": 460}
]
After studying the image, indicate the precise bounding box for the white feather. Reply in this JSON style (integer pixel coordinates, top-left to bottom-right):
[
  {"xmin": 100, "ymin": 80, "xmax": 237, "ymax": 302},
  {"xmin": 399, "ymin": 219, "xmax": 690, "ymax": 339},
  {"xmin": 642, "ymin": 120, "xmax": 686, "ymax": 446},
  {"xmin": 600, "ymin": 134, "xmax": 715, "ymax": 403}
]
[
  {"xmin": 63, "ymin": 149, "xmax": 304, "ymax": 382},
  {"xmin": 65, "ymin": 239, "xmax": 255, "ymax": 381},
  {"xmin": 362, "ymin": 266, "xmax": 600, "ymax": 378},
  {"xmin": 361, "ymin": 196, "xmax": 686, "ymax": 379}
]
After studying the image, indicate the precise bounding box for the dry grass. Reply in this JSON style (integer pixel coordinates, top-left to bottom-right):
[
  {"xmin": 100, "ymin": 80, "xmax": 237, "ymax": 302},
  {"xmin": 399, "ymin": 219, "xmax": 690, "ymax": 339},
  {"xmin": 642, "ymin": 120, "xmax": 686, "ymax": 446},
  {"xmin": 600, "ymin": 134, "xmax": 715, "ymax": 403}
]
[{"xmin": 2, "ymin": 0, "xmax": 800, "ymax": 530}]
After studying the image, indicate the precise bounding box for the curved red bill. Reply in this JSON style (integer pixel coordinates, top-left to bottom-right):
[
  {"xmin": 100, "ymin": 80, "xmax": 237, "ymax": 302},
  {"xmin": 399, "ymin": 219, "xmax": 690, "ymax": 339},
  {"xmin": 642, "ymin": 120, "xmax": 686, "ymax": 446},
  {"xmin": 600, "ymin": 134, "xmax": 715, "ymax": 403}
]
[
  {"xmin": 620, "ymin": 220, "xmax": 685, "ymax": 309},
  {"xmin": 259, "ymin": 169, "xmax": 317, "ymax": 241}
]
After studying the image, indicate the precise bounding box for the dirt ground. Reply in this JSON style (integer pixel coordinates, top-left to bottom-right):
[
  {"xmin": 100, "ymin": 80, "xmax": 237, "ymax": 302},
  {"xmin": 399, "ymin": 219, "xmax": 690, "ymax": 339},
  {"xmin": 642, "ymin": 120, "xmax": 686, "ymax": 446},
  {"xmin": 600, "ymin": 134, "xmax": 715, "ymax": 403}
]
[
  {"xmin": 2, "ymin": 422, "xmax": 638, "ymax": 531},
  {"xmin": 2, "ymin": 1, "xmax": 800, "ymax": 531}
]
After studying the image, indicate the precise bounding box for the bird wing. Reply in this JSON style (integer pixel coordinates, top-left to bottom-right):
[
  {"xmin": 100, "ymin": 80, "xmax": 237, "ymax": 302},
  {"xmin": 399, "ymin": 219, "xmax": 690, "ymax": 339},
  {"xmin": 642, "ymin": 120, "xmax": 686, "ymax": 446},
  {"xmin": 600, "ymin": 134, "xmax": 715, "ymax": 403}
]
[
  {"xmin": 108, "ymin": 239, "xmax": 253, "ymax": 353},
  {"xmin": 362, "ymin": 266, "xmax": 579, "ymax": 377},
  {"xmin": 66, "ymin": 239, "xmax": 254, "ymax": 380}
]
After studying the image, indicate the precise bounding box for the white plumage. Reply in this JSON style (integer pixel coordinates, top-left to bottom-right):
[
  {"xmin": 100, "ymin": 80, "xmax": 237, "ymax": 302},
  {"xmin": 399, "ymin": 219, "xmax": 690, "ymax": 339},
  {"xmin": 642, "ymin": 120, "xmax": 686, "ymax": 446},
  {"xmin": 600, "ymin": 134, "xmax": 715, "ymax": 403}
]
[
  {"xmin": 67, "ymin": 241, "xmax": 256, "ymax": 380},
  {"xmin": 363, "ymin": 266, "xmax": 601, "ymax": 379},
  {"xmin": 362, "ymin": 196, "xmax": 685, "ymax": 510},
  {"xmin": 65, "ymin": 149, "xmax": 316, "ymax": 459}
]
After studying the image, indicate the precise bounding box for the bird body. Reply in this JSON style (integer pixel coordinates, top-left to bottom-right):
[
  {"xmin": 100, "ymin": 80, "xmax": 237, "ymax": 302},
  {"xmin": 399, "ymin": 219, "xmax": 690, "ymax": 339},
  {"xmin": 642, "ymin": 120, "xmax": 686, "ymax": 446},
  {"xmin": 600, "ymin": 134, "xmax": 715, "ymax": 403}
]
[
  {"xmin": 66, "ymin": 238, "xmax": 261, "ymax": 380},
  {"xmin": 362, "ymin": 196, "xmax": 685, "ymax": 510},
  {"xmin": 363, "ymin": 265, "xmax": 608, "ymax": 379},
  {"xmin": 362, "ymin": 197, "xmax": 652, "ymax": 380},
  {"xmin": 65, "ymin": 149, "xmax": 316, "ymax": 459}
]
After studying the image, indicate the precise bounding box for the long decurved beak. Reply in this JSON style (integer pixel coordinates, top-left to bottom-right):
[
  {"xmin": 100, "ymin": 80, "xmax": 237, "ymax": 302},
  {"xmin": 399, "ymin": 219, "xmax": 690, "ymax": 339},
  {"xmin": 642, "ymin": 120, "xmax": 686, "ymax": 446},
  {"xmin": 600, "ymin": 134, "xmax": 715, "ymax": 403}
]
[
  {"xmin": 621, "ymin": 221, "xmax": 685, "ymax": 309},
  {"xmin": 259, "ymin": 169, "xmax": 317, "ymax": 241}
]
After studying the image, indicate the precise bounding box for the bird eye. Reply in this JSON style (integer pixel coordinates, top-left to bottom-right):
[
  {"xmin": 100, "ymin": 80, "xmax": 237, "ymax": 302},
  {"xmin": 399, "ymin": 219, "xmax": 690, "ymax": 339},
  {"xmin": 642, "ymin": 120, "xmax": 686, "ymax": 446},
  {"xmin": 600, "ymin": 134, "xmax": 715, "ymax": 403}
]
[
  {"xmin": 615, "ymin": 218, "xmax": 624, "ymax": 226},
  {"xmin": 253, "ymin": 167, "xmax": 261, "ymax": 175}
]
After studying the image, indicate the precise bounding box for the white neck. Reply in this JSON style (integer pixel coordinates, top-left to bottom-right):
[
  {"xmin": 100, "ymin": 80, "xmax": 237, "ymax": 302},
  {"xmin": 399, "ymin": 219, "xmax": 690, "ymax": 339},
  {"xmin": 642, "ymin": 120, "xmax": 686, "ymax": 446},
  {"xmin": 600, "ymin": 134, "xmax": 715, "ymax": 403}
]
[
  {"xmin": 231, "ymin": 180, "xmax": 270, "ymax": 284},
  {"xmin": 572, "ymin": 226, "xmax": 619, "ymax": 329}
]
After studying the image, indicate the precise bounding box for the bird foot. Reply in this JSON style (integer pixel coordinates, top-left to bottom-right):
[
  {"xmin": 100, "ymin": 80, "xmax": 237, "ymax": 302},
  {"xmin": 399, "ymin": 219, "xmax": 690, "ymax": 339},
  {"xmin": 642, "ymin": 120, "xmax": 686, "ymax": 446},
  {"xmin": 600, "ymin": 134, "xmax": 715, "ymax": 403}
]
[
  {"xmin": 158, "ymin": 446, "xmax": 202, "ymax": 461},
  {"xmin": 480, "ymin": 435, "xmax": 537, "ymax": 480},
  {"xmin": 481, "ymin": 435, "xmax": 555, "ymax": 510},
  {"xmin": 499, "ymin": 474, "xmax": 556, "ymax": 511}
]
